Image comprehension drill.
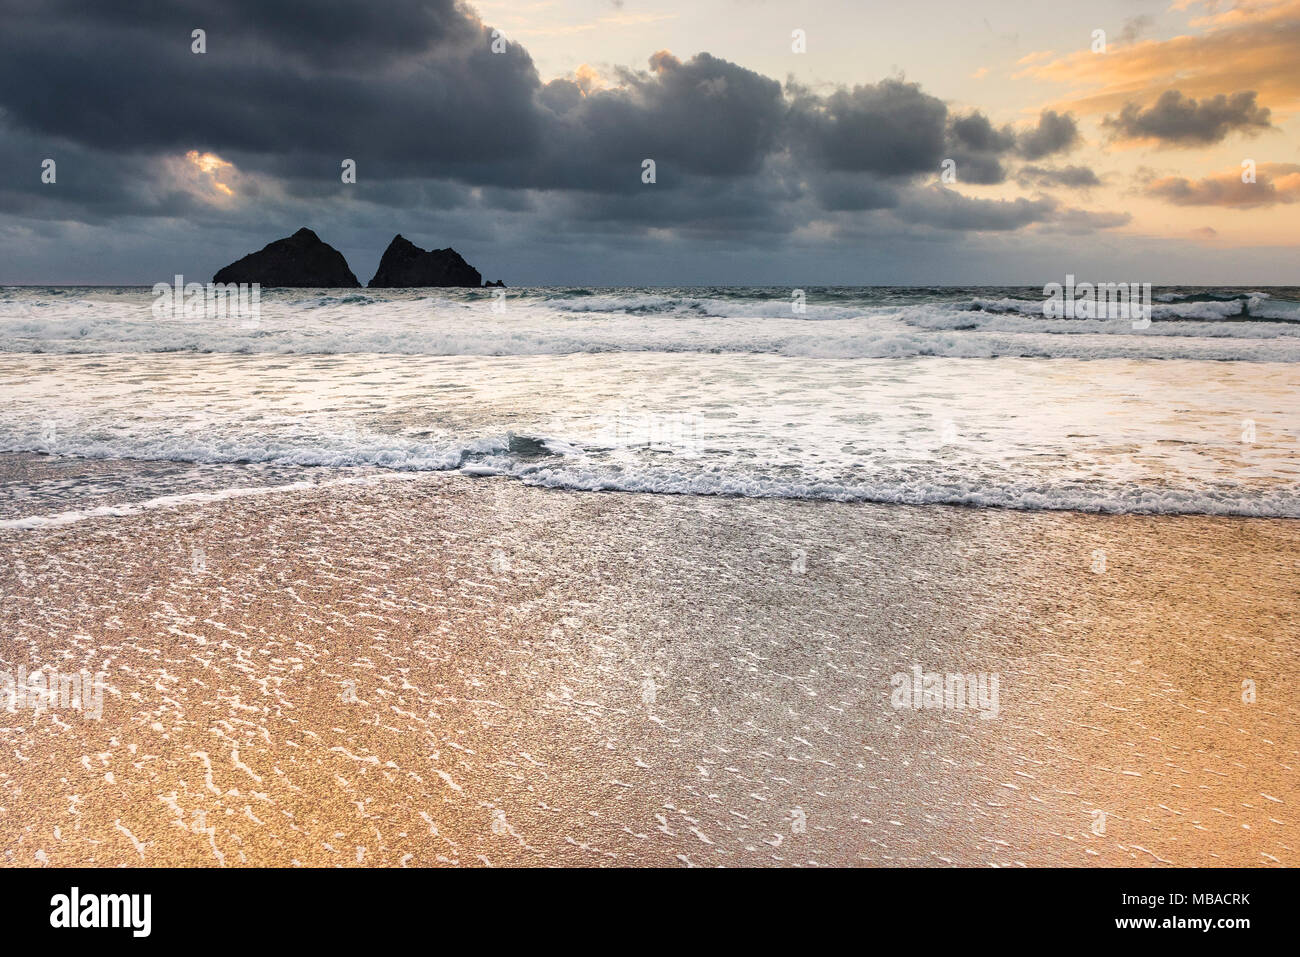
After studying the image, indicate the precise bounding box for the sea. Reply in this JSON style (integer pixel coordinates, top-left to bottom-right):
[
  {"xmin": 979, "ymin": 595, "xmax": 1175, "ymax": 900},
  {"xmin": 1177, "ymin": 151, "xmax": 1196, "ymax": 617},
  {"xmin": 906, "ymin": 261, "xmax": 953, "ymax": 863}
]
[{"xmin": 1, "ymin": 284, "xmax": 1297, "ymax": 526}]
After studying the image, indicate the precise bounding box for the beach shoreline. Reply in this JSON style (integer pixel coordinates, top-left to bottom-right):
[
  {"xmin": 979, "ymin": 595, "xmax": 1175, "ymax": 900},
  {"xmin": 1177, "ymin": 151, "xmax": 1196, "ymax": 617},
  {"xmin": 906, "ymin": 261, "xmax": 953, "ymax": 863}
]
[{"xmin": 1, "ymin": 472, "xmax": 1295, "ymax": 866}]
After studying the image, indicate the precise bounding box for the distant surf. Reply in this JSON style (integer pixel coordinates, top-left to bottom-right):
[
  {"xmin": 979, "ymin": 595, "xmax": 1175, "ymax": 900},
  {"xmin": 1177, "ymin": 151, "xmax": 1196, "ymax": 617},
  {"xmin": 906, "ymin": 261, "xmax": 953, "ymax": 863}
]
[{"xmin": 1, "ymin": 285, "xmax": 1299, "ymax": 361}]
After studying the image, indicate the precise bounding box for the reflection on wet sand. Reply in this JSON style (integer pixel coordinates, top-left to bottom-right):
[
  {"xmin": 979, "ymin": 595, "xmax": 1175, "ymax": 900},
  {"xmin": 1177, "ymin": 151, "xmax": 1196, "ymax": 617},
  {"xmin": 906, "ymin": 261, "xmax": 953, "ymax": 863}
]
[{"xmin": 1, "ymin": 474, "xmax": 1295, "ymax": 866}]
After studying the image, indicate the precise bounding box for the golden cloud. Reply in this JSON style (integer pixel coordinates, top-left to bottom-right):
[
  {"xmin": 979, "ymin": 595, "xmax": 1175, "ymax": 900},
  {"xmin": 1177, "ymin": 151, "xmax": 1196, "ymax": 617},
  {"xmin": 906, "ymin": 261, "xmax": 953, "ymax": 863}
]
[
  {"xmin": 184, "ymin": 150, "xmax": 235, "ymax": 198},
  {"xmin": 1146, "ymin": 162, "xmax": 1300, "ymax": 207},
  {"xmin": 1018, "ymin": 0, "xmax": 1300, "ymax": 117}
]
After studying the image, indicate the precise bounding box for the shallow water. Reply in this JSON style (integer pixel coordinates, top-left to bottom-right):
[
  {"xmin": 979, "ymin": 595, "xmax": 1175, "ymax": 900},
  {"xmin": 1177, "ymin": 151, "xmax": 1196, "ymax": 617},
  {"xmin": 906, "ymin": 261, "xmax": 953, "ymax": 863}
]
[{"xmin": 1, "ymin": 476, "xmax": 1294, "ymax": 866}]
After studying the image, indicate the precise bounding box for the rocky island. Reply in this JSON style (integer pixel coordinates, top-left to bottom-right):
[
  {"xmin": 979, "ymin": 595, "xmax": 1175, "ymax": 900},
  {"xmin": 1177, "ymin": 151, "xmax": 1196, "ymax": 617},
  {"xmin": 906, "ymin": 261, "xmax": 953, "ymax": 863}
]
[
  {"xmin": 212, "ymin": 229, "xmax": 503, "ymax": 288},
  {"xmin": 212, "ymin": 227, "xmax": 360, "ymax": 288},
  {"xmin": 369, "ymin": 235, "xmax": 487, "ymax": 288}
]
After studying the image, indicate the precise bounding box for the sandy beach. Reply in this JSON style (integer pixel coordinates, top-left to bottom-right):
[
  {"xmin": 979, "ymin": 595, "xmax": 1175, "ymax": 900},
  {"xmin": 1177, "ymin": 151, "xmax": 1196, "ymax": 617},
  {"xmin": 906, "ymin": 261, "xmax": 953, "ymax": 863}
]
[{"xmin": 1, "ymin": 469, "xmax": 1295, "ymax": 867}]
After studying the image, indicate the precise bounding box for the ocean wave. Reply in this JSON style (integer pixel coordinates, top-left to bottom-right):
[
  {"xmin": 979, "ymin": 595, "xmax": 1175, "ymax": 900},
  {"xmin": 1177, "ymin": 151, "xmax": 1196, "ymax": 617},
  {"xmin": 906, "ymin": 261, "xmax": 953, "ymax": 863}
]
[
  {"xmin": 1, "ymin": 286, "xmax": 1298, "ymax": 362},
  {"xmin": 967, "ymin": 294, "xmax": 1300, "ymax": 322},
  {"xmin": 0, "ymin": 473, "xmax": 416, "ymax": 530},
  {"xmin": 3, "ymin": 424, "xmax": 1296, "ymax": 520},
  {"xmin": 1, "ymin": 311, "xmax": 1299, "ymax": 361},
  {"xmin": 0, "ymin": 429, "xmax": 506, "ymax": 472},
  {"xmin": 512, "ymin": 466, "xmax": 1300, "ymax": 518},
  {"xmin": 547, "ymin": 293, "xmax": 866, "ymax": 320},
  {"xmin": 895, "ymin": 305, "xmax": 1300, "ymax": 337},
  {"xmin": 3, "ymin": 452, "xmax": 1294, "ymax": 522}
]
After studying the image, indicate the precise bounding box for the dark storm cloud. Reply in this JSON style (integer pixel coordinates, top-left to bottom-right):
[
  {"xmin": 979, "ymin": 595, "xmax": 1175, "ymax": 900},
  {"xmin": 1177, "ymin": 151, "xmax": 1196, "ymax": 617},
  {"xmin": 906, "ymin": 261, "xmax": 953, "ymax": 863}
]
[
  {"xmin": 0, "ymin": 126, "xmax": 218, "ymax": 222},
  {"xmin": 898, "ymin": 188, "xmax": 1057, "ymax": 231},
  {"xmin": 943, "ymin": 112, "xmax": 1014, "ymax": 185},
  {"xmin": 896, "ymin": 188, "xmax": 1130, "ymax": 235},
  {"xmin": 942, "ymin": 150, "xmax": 1007, "ymax": 185},
  {"xmin": 1103, "ymin": 90, "xmax": 1273, "ymax": 146},
  {"xmin": 938, "ymin": 109, "xmax": 1083, "ymax": 186},
  {"xmin": 554, "ymin": 169, "xmax": 807, "ymax": 240},
  {"xmin": 790, "ymin": 79, "xmax": 949, "ymax": 177},
  {"xmin": 0, "ymin": 0, "xmax": 542, "ymax": 163},
  {"xmin": 1, "ymin": 1, "xmax": 786, "ymax": 191},
  {"xmin": 1015, "ymin": 110, "xmax": 1081, "ymax": 160},
  {"xmin": 0, "ymin": 0, "xmax": 1125, "ymax": 255},
  {"xmin": 949, "ymin": 113, "xmax": 1017, "ymax": 154},
  {"xmin": 597, "ymin": 51, "xmax": 784, "ymax": 178},
  {"xmin": 519, "ymin": 51, "xmax": 786, "ymax": 191},
  {"xmin": 808, "ymin": 171, "xmax": 900, "ymax": 212},
  {"xmin": 16, "ymin": 0, "xmax": 479, "ymax": 68}
]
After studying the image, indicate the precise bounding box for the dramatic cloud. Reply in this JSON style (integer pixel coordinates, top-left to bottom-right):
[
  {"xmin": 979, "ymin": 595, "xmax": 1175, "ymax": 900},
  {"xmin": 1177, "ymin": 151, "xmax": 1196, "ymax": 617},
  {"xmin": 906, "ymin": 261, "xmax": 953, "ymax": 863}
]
[
  {"xmin": 1104, "ymin": 90, "xmax": 1273, "ymax": 146},
  {"xmin": 529, "ymin": 51, "xmax": 786, "ymax": 190},
  {"xmin": 941, "ymin": 109, "xmax": 1082, "ymax": 185},
  {"xmin": 791, "ymin": 79, "xmax": 949, "ymax": 177},
  {"xmin": 949, "ymin": 113, "xmax": 1017, "ymax": 154},
  {"xmin": 1015, "ymin": 110, "xmax": 1081, "ymax": 159},
  {"xmin": 1146, "ymin": 164, "xmax": 1300, "ymax": 207},
  {"xmin": 895, "ymin": 188, "xmax": 1131, "ymax": 234},
  {"xmin": 0, "ymin": 0, "xmax": 1143, "ymax": 282},
  {"xmin": 944, "ymin": 111, "xmax": 1015, "ymax": 184},
  {"xmin": 899, "ymin": 188, "xmax": 1057, "ymax": 231},
  {"xmin": 0, "ymin": 0, "xmax": 542, "ymax": 169},
  {"xmin": 1020, "ymin": 0, "xmax": 1300, "ymax": 116},
  {"xmin": 807, "ymin": 171, "xmax": 900, "ymax": 212}
]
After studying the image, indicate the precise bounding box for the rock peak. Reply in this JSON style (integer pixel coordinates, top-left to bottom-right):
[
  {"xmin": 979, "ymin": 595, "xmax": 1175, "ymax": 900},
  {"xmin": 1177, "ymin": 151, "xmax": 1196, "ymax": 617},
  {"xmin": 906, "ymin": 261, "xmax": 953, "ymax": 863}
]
[
  {"xmin": 368, "ymin": 235, "xmax": 483, "ymax": 288},
  {"xmin": 214, "ymin": 228, "xmax": 359, "ymax": 287}
]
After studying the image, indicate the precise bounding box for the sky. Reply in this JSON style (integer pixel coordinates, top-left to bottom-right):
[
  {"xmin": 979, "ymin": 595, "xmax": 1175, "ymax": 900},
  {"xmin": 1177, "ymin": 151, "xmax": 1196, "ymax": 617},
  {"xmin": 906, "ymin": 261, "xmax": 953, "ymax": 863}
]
[{"xmin": 1, "ymin": 0, "xmax": 1297, "ymax": 285}]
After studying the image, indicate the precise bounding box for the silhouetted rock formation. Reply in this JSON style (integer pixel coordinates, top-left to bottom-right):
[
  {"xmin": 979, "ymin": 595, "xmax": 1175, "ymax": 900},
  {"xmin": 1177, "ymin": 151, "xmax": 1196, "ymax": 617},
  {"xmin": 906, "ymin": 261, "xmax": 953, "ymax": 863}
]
[
  {"xmin": 368, "ymin": 235, "xmax": 483, "ymax": 288},
  {"xmin": 484, "ymin": 279, "xmax": 506, "ymax": 288},
  {"xmin": 213, "ymin": 227, "xmax": 360, "ymax": 287}
]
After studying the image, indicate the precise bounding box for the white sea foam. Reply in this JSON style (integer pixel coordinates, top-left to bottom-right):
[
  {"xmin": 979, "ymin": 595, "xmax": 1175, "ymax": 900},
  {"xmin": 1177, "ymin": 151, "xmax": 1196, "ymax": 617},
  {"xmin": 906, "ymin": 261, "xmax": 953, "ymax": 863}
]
[
  {"xmin": 1, "ymin": 288, "xmax": 1296, "ymax": 522},
  {"xmin": 509, "ymin": 465, "xmax": 1300, "ymax": 517},
  {"xmin": 0, "ymin": 473, "xmax": 416, "ymax": 529}
]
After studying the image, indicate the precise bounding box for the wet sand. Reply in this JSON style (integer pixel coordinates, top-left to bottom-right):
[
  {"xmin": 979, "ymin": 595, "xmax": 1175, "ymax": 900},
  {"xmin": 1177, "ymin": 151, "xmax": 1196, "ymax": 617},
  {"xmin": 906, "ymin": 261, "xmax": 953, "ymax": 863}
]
[{"xmin": 0, "ymin": 473, "xmax": 1296, "ymax": 866}]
